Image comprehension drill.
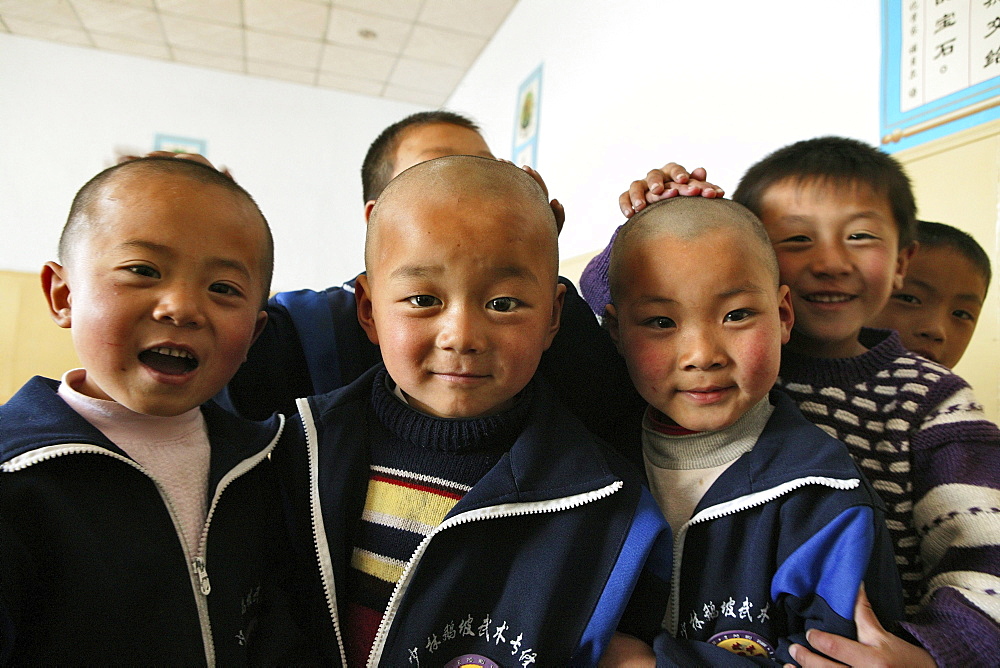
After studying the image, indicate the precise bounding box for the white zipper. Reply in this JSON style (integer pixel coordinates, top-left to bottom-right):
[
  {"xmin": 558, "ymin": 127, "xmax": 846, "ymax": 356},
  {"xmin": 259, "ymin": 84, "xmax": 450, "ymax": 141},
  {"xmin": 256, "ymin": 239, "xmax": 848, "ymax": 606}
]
[
  {"xmin": 666, "ymin": 475, "xmax": 860, "ymax": 634},
  {"xmin": 298, "ymin": 398, "xmax": 348, "ymax": 666},
  {"xmin": 3, "ymin": 420, "xmax": 284, "ymax": 667},
  {"xmin": 366, "ymin": 480, "xmax": 623, "ymax": 666}
]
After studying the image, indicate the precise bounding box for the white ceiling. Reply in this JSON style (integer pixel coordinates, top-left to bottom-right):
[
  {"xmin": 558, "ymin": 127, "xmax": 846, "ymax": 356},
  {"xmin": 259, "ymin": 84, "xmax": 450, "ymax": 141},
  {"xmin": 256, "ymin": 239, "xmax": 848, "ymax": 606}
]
[{"xmin": 0, "ymin": 0, "xmax": 518, "ymax": 107}]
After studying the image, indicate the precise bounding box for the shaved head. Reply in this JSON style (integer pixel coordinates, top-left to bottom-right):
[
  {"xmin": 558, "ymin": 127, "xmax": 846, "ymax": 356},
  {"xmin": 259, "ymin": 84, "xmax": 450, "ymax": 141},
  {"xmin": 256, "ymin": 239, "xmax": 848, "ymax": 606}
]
[
  {"xmin": 609, "ymin": 197, "xmax": 778, "ymax": 303},
  {"xmin": 366, "ymin": 155, "xmax": 558, "ymax": 277}
]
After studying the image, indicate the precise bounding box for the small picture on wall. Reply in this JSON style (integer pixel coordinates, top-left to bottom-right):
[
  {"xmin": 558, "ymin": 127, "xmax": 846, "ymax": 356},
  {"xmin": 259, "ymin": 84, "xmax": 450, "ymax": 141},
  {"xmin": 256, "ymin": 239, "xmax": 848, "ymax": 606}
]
[
  {"xmin": 154, "ymin": 133, "xmax": 207, "ymax": 155},
  {"xmin": 512, "ymin": 64, "xmax": 542, "ymax": 168}
]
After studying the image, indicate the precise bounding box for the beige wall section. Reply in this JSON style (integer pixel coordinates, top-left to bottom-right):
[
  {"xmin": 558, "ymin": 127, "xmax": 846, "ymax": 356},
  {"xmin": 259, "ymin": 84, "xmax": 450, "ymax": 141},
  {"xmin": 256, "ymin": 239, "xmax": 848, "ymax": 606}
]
[
  {"xmin": 894, "ymin": 120, "xmax": 1000, "ymax": 423},
  {"xmin": 1, "ymin": 270, "xmax": 79, "ymax": 402}
]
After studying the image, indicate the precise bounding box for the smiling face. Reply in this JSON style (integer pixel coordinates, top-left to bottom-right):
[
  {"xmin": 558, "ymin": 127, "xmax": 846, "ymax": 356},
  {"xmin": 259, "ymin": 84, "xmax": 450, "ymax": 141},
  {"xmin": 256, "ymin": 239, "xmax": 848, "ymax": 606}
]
[
  {"xmin": 44, "ymin": 171, "xmax": 269, "ymax": 416},
  {"xmin": 758, "ymin": 178, "xmax": 912, "ymax": 358},
  {"xmin": 356, "ymin": 160, "xmax": 563, "ymax": 419},
  {"xmin": 608, "ymin": 226, "xmax": 793, "ymax": 432},
  {"xmin": 869, "ymin": 244, "xmax": 987, "ymax": 367}
]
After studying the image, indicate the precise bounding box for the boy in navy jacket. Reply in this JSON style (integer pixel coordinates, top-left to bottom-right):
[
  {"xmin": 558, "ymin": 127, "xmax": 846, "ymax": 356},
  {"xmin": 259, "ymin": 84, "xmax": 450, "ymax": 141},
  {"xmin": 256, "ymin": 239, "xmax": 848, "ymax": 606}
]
[
  {"xmin": 602, "ymin": 197, "xmax": 903, "ymax": 665},
  {"xmin": 0, "ymin": 158, "xmax": 303, "ymax": 664},
  {"xmin": 274, "ymin": 156, "xmax": 671, "ymax": 666}
]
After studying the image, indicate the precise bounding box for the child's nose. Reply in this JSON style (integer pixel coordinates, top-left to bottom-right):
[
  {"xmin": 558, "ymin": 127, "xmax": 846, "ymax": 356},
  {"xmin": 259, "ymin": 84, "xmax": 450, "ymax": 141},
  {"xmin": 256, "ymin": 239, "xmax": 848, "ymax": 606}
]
[
  {"xmin": 680, "ymin": 328, "xmax": 727, "ymax": 370},
  {"xmin": 437, "ymin": 306, "xmax": 486, "ymax": 353},
  {"xmin": 153, "ymin": 287, "xmax": 205, "ymax": 328},
  {"xmin": 915, "ymin": 317, "xmax": 945, "ymax": 343},
  {"xmin": 810, "ymin": 242, "xmax": 852, "ymax": 276}
]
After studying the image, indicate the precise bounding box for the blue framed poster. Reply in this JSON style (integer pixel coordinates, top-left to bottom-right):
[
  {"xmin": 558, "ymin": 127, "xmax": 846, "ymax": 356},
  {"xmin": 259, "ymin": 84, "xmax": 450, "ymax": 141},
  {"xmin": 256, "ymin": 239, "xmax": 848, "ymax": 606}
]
[
  {"xmin": 512, "ymin": 64, "xmax": 542, "ymax": 167},
  {"xmin": 881, "ymin": 0, "xmax": 1000, "ymax": 152}
]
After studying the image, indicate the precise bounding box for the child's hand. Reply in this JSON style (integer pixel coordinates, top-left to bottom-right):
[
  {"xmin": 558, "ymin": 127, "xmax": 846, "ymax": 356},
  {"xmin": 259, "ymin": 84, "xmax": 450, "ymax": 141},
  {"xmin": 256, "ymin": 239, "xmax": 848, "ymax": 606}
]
[
  {"xmin": 619, "ymin": 163, "xmax": 724, "ymax": 217},
  {"xmin": 787, "ymin": 585, "xmax": 935, "ymax": 668},
  {"xmin": 598, "ymin": 632, "xmax": 656, "ymax": 667},
  {"xmin": 511, "ymin": 162, "xmax": 565, "ymax": 234}
]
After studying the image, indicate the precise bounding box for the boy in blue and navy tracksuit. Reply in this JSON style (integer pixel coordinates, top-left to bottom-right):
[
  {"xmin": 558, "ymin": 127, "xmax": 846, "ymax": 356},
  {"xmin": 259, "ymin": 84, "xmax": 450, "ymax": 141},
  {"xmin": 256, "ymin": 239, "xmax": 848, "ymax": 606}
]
[
  {"xmin": 275, "ymin": 156, "xmax": 671, "ymax": 666},
  {"xmin": 603, "ymin": 197, "xmax": 903, "ymax": 665}
]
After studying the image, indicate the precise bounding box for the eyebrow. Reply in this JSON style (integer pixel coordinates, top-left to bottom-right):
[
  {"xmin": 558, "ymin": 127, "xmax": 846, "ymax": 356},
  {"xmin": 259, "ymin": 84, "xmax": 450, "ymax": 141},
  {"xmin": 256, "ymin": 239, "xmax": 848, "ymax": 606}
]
[
  {"xmin": 118, "ymin": 239, "xmax": 253, "ymax": 279},
  {"xmin": 632, "ymin": 284, "xmax": 766, "ymax": 306},
  {"xmin": 389, "ymin": 263, "xmax": 538, "ymax": 283}
]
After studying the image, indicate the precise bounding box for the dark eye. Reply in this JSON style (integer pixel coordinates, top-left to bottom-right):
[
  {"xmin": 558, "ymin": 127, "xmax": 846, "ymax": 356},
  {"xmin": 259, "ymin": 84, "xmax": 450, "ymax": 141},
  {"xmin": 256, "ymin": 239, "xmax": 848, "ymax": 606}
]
[
  {"xmin": 127, "ymin": 265, "xmax": 159, "ymax": 278},
  {"xmin": 953, "ymin": 309, "xmax": 975, "ymax": 322},
  {"xmin": 848, "ymin": 232, "xmax": 878, "ymax": 241},
  {"xmin": 643, "ymin": 316, "xmax": 676, "ymax": 329},
  {"xmin": 724, "ymin": 308, "xmax": 754, "ymax": 323},
  {"xmin": 781, "ymin": 235, "xmax": 811, "ymax": 243},
  {"xmin": 892, "ymin": 293, "xmax": 920, "ymax": 305},
  {"xmin": 407, "ymin": 295, "xmax": 440, "ymax": 307},
  {"xmin": 487, "ymin": 297, "xmax": 520, "ymax": 312},
  {"xmin": 210, "ymin": 283, "xmax": 241, "ymax": 297}
]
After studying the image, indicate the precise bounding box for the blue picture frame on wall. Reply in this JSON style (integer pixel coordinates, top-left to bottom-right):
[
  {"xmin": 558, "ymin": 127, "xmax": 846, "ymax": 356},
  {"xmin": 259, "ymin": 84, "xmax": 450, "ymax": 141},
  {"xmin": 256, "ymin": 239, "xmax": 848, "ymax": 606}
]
[
  {"xmin": 154, "ymin": 133, "xmax": 207, "ymax": 155},
  {"xmin": 512, "ymin": 64, "xmax": 542, "ymax": 167},
  {"xmin": 881, "ymin": 0, "xmax": 1000, "ymax": 153}
]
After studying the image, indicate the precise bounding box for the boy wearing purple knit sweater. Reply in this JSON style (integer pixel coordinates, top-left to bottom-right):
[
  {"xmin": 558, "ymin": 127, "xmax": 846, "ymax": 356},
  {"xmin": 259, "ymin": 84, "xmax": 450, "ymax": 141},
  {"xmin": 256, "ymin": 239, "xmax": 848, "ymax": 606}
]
[{"xmin": 601, "ymin": 137, "xmax": 1000, "ymax": 666}]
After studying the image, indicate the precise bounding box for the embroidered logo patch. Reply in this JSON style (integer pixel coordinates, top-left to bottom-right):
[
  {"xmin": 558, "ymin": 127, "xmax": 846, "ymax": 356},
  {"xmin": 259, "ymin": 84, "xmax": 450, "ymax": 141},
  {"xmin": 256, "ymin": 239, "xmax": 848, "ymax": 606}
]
[
  {"xmin": 707, "ymin": 630, "xmax": 775, "ymax": 658},
  {"xmin": 443, "ymin": 654, "xmax": 500, "ymax": 668}
]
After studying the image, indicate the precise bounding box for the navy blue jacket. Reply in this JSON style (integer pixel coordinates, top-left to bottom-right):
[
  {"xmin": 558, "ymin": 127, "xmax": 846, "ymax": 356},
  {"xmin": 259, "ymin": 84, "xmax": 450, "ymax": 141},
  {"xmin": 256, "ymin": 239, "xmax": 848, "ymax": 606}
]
[
  {"xmin": 654, "ymin": 392, "xmax": 905, "ymax": 666},
  {"xmin": 220, "ymin": 278, "xmax": 644, "ymax": 451},
  {"xmin": 273, "ymin": 365, "xmax": 672, "ymax": 667},
  {"xmin": 0, "ymin": 377, "xmax": 303, "ymax": 666}
]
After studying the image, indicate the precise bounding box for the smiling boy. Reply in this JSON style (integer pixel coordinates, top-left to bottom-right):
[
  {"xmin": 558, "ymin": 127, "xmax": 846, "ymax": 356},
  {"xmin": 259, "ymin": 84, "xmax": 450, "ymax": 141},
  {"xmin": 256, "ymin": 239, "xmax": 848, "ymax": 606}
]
[
  {"xmin": 604, "ymin": 197, "xmax": 901, "ymax": 665},
  {"xmin": 869, "ymin": 220, "xmax": 991, "ymax": 368},
  {"xmin": 0, "ymin": 158, "xmax": 301, "ymax": 663},
  {"xmin": 274, "ymin": 155, "xmax": 670, "ymax": 667}
]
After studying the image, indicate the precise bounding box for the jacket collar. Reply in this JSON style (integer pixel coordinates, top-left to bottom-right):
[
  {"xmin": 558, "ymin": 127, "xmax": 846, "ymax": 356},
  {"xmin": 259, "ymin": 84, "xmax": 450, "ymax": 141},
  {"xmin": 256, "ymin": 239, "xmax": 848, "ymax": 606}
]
[{"xmin": 1, "ymin": 376, "xmax": 283, "ymax": 482}]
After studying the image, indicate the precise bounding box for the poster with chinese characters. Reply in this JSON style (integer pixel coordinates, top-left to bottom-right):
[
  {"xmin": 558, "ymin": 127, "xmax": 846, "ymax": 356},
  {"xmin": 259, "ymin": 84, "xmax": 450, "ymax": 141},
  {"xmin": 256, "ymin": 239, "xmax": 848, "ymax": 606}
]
[{"xmin": 881, "ymin": 0, "xmax": 1000, "ymax": 152}]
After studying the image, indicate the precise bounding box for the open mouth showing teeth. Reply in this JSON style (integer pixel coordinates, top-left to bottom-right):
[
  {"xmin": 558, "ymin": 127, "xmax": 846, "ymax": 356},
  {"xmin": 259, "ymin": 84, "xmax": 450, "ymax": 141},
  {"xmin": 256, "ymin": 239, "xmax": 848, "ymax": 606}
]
[
  {"xmin": 804, "ymin": 294, "xmax": 855, "ymax": 303},
  {"xmin": 139, "ymin": 347, "xmax": 199, "ymax": 375}
]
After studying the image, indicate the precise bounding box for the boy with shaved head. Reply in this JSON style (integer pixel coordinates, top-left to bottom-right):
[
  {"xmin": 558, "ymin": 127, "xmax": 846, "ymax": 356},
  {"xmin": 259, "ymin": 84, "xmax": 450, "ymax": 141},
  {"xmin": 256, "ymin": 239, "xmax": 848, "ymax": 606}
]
[
  {"xmin": 603, "ymin": 198, "xmax": 902, "ymax": 665},
  {"xmin": 275, "ymin": 156, "xmax": 671, "ymax": 667}
]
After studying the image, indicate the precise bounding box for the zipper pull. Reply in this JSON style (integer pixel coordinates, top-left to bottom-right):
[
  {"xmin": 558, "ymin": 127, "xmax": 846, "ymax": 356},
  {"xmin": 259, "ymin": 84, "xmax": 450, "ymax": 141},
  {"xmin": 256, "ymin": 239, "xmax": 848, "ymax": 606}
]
[{"xmin": 193, "ymin": 556, "xmax": 211, "ymax": 595}]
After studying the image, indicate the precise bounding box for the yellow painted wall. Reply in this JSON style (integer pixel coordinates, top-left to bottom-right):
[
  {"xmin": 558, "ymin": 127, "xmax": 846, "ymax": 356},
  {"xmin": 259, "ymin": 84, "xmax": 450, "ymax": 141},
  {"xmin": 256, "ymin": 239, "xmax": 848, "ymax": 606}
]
[
  {"xmin": 894, "ymin": 121, "xmax": 1000, "ymax": 423},
  {"xmin": 0, "ymin": 269, "xmax": 79, "ymax": 402}
]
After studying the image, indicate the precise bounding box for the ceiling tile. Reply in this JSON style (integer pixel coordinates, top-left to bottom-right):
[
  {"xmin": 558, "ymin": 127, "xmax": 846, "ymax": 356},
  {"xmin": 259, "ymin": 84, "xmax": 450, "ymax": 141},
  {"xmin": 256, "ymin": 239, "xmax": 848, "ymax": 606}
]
[
  {"xmin": 319, "ymin": 42, "xmax": 395, "ymax": 80},
  {"xmin": 0, "ymin": 0, "xmax": 81, "ymax": 28},
  {"xmin": 245, "ymin": 0, "xmax": 329, "ymax": 40},
  {"xmin": 333, "ymin": 0, "xmax": 421, "ymax": 22},
  {"xmin": 404, "ymin": 24, "xmax": 484, "ymax": 67},
  {"xmin": 247, "ymin": 59, "xmax": 316, "ymax": 85},
  {"xmin": 317, "ymin": 71, "xmax": 384, "ymax": 96},
  {"xmin": 383, "ymin": 83, "xmax": 446, "ymax": 107},
  {"xmin": 73, "ymin": 0, "xmax": 164, "ymax": 41},
  {"xmin": 326, "ymin": 7, "xmax": 410, "ymax": 55},
  {"xmin": 418, "ymin": 0, "xmax": 516, "ymax": 37},
  {"xmin": 91, "ymin": 31, "xmax": 170, "ymax": 58},
  {"xmin": 173, "ymin": 46, "xmax": 244, "ymax": 73},
  {"xmin": 156, "ymin": 0, "xmax": 241, "ymax": 26},
  {"xmin": 1, "ymin": 15, "xmax": 91, "ymax": 45},
  {"xmin": 389, "ymin": 57, "xmax": 463, "ymax": 94},
  {"xmin": 246, "ymin": 30, "xmax": 322, "ymax": 68},
  {"xmin": 161, "ymin": 14, "xmax": 243, "ymax": 54}
]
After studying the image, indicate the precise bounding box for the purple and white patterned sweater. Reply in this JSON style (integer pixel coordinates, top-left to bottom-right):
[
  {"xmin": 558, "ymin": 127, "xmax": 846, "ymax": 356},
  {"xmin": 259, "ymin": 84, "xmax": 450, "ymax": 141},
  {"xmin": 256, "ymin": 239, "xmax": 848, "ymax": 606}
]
[{"xmin": 777, "ymin": 328, "xmax": 1000, "ymax": 665}]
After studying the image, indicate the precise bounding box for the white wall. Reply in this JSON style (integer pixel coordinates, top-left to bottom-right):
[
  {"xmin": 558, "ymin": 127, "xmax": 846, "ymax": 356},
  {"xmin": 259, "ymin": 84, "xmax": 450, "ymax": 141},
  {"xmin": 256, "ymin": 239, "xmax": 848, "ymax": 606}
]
[
  {"xmin": 0, "ymin": 33, "xmax": 423, "ymax": 292},
  {"xmin": 449, "ymin": 0, "xmax": 882, "ymax": 262}
]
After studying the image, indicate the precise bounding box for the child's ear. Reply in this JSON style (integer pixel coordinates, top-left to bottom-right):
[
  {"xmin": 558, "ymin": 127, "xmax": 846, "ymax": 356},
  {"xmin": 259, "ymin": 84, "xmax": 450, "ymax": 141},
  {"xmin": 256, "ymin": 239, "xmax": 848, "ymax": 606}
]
[
  {"xmin": 894, "ymin": 240, "xmax": 919, "ymax": 290},
  {"xmin": 251, "ymin": 310, "xmax": 268, "ymax": 345},
  {"xmin": 777, "ymin": 285, "xmax": 794, "ymax": 345},
  {"xmin": 41, "ymin": 261, "xmax": 72, "ymax": 328},
  {"xmin": 363, "ymin": 200, "xmax": 377, "ymax": 223},
  {"xmin": 604, "ymin": 303, "xmax": 624, "ymax": 355},
  {"xmin": 542, "ymin": 282, "xmax": 567, "ymax": 349},
  {"xmin": 354, "ymin": 273, "xmax": 380, "ymax": 345}
]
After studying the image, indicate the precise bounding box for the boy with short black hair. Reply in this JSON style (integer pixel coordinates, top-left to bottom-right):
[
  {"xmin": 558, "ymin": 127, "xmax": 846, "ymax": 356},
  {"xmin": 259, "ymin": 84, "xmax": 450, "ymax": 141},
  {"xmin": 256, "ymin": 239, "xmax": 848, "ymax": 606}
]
[
  {"xmin": 732, "ymin": 137, "xmax": 1000, "ymax": 665},
  {"xmin": 275, "ymin": 155, "xmax": 670, "ymax": 667},
  {"xmin": 0, "ymin": 157, "xmax": 301, "ymax": 664},
  {"xmin": 604, "ymin": 197, "xmax": 902, "ymax": 665},
  {"xmin": 869, "ymin": 220, "xmax": 991, "ymax": 368}
]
